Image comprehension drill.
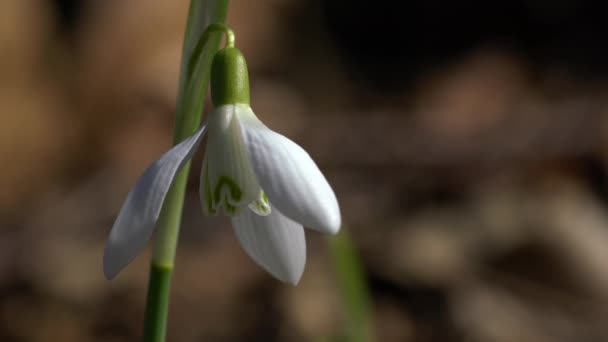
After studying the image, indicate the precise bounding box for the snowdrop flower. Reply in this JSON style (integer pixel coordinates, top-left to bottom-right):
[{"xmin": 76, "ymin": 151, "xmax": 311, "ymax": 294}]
[{"xmin": 104, "ymin": 46, "xmax": 341, "ymax": 284}]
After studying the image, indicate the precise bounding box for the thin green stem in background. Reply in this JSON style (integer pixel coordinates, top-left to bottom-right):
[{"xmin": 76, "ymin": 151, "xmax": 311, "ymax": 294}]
[
  {"xmin": 328, "ymin": 230, "xmax": 373, "ymax": 342},
  {"xmin": 143, "ymin": 1, "xmax": 229, "ymax": 341}
]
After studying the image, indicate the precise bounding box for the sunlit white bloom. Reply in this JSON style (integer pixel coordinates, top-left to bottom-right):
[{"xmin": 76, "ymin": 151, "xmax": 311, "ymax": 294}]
[{"xmin": 104, "ymin": 103, "xmax": 341, "ymax": 284}]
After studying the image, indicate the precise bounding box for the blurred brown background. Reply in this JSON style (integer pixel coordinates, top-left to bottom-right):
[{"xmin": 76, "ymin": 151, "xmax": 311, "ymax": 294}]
[{"xmin": 3, "ymin": 0, "xmax": 608, "ymax": 341}]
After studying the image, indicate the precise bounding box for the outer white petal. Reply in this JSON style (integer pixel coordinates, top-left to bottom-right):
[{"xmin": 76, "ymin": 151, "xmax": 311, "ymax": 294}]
[
  {"xmin": 236, "ymin": 106, "xmax": 341, "ymax": 234},
  {"xmin": 103, "ymin": 124, "xmax": 207, "ymax": 280},
  {"xmin": 231, "ymin": 206, "xmax": 306, "ymax": 285}
]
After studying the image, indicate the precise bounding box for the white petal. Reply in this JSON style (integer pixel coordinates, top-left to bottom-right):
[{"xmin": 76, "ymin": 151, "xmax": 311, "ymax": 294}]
[
  {"xmin": 103, "ymin": 124, "xmax": 207, "ymax": 279},
  {"xmin": 237, "ymin": 106, "xmax": 341, "ymax": 234},
  {"xmin": 200, "ymin": 105, "xmax": 261, "ymax": 216},
  {"xmin": 231, "ymin": 206, "xmax": 306, "ymax": 285}
]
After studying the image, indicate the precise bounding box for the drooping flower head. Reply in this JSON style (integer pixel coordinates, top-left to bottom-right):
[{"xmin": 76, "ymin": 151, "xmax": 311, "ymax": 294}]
[{"xmin": 104, "ymin": 33, "xmax": 341, "ymax": 284}]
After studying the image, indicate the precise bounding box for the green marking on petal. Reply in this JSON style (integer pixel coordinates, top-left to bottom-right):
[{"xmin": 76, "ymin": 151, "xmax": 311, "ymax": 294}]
[
  {"xmin": 203, "ymin": 169, "xmax": 249, "ymax": 216},
  {"xmin": 213, "ymin": 176, "xmax": 243, "ymax": 204},
  {"xmin": 211, "ymin": 175, "xmax": 245, "ymax": 215},
  {"xmin": 261, "ymin": 191, "xmax": 268, "ymax": 204},
  {"xmin": 248, "ymin": 190, "xmax": 271, "ymax": 216},
  {"xmin": 223, "ymin": 201, "xmax": 238, "ymax": 215},
  {"xmin": 256, "ymin": 201, "xmax": 270, "ymax": 214}
]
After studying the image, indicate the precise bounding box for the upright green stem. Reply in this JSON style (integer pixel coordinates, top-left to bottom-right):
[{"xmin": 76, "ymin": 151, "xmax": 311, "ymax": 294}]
[
  {"xmin": 143, "ymin": 1, "xmax": 229, "ymax": 341},
  {"xmin": 328, "ymin": 230, "xmax": 373, "ymax": 342}
]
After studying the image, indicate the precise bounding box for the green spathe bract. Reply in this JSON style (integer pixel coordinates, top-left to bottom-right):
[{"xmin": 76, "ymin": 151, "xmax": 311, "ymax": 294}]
[{"xmin": 211, "ymin": 47, "xmax": 250, "ymax": 106}]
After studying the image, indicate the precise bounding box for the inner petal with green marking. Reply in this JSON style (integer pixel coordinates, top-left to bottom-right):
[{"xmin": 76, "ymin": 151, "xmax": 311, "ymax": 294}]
[
  {"xmin": 248, "ymin": 190, "xmax": 271, "ymax": 216},
  {"xmin": 200, "ymin": 104, "xmax": 270, "ymax": 217}
]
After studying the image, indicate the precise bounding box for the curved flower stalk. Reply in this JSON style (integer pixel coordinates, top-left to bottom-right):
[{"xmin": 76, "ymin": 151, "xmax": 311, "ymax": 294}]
[{"xmin": 104, "ymin": 28, "xmax": 341, "ymax": 285}]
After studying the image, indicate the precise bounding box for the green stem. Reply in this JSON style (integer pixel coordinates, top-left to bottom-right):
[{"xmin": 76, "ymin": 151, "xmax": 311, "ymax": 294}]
[
  {"xmin": 328, "ymin": 230, "xmax": 373, "ymax": 342},
  {"xmin": 143, "ymin": 264, "xmax": 172, "ymax": 342},
  {"xmin": 143, "ymin": 1, "xmax": 229, "ymax": 341}
]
